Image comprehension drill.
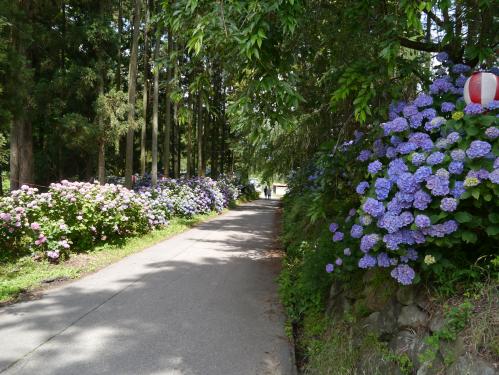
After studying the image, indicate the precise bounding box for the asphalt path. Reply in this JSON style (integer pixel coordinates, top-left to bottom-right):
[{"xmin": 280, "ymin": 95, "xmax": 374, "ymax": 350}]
[{"xmin": 0, "ymin": 199, "xmax": 295, "ymax": 375}]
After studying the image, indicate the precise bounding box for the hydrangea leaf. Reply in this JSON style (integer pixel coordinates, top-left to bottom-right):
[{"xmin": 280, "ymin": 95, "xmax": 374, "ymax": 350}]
[
  {"xmin": 461, "ymin": 231, "xmax": 477, "ymax": 243},
  {"xmin": 455, "ymin": 211, "xmax": 472, "ymax": 223},
  {"xmin": 486, "ymin": 226, "xmax": 499, "ymax": 236}
]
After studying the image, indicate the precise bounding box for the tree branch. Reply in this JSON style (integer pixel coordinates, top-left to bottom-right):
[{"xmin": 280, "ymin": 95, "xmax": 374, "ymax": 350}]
[
  {"xmin": 398, "ymin": 37, "xmax": 443, "ymax": 53},
  {"xmin": 423, "ymin": 9, "xmax": 444, "ymax": 28}
]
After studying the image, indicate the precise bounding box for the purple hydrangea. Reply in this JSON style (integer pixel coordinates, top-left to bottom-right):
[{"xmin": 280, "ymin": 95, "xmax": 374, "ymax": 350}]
[
  {"xmin": 329, "ymin": 223, "xmax": 339, "ymax": 232},
  {"xmin": 388, "ymin": 159, "xmax": 408, "ymax": 182},
  {"xmin": 413, "ymin": 190, "xmax": 432, "ymax": 210},
  {"xmin": 399, "ymin": 211, "xmax": 414, "ymax": 227},
  {"xmin": 397, "ymin": 142, "xmax": 418, "ymax": 155},
  {"xmin": 362, "ymin": 198, "xmax": 385, "ymax": 218},
  {"xmin": 424, "ymin": 220, "xmax": 458, "ymax": 237},
  {"xmin": 495, "ymin": 158, "xmax": 499, "ymax": 169},
  {"xmin": 415, "ymin": 214, "xmax": 431, "ymax": 228},
  {"xmin": 451, "ymin": 149, "xmax": 466, "ymax": 161},
  {"xmin": 441, "ymin": 102, "xmax": 456, "ymax": 113},
  {"xmin": 414, "ymin": 93, "xmax": 433, "ymax": 108},
  {"xmin": 411, "ymin": 153, "xmax": 426, "ymax": 166},
  {"xmin": 359, "ymin": 215, "xmax": 372, "ymax": 226},
  {"xmin": 386, "ymin": 147, "xmax": 397, "ymax": 159},
  {"xmin": 466, "ymin": 140, "xmax": 492, "ymax": 159},
  {"xmin": 358, "ymin": 254, "xmax": 377, "ymax": 269},
  {"xmin": 335, "ymin": 258, "xmax": 343, "ymax": 266},
  {"xmin": 387, "ymin": 198, "xmax": 403, "ymax": 214},
  {"xmin": 427, "ymin": 152, "xmax": 445, "ymax": 166},
  {"xmin": 357, "ymin": 149, "xmax": 372, "ymax": 162},
  {"xmin": 350, "ymin": 224, "xmax": 363, "ymax": 238},
  {"xmin": 448, "ymin": 161, "xmax": 464, "ymax": 175},
  {"xmin": 391, "ymin": 117, "xmax": 409, "ymax": 133},
  {"xmin": 440, "ymin": 197, "xmax": 458, "ymax": 212},
  {"xmin": 377, "ymin": 253, "xmax": 391, "ymax": 268},
  {"xmin": 464, "ymin": 103, "xmax": 483, "ymax": 115},
  {"xmin": 326, "ymin": 263, "xmax": 334, "ymax": 273},
  {"xmin": 333, "ymin": 231, "xmax": 344, "ymax": 242},
  {"xmin": 391, "ymin": 136, "xmax": 402, "ymax": 146},
  {"xmin": 400, "ymin": 248, "xmax": 418, "ymax": 263},
  {"xmin": 356, "ymin": 181, "xmax": 369, "ymax": 195},
  {"xmin": 435, "ymin": 138, "xmax": 449, "ymax": 149},
  {"xmin": 391, "ymin": 264, "xmax": 416, "ymax": 285},
  {"xmin": 485, "ymin": 127, "xmax": 499, "ymax": 139},
  {"xmin": 374, "ymin": 178, "xmax": 392, "ymax": 200},
  {"xmin": 378, "ymin": 212, "xmax": 401, "ymax": 233},
  {"xmin": 360, "ymin": 233, "xmax": 380, "ymax": 252},
  {"xmin": 348, "ymin": 208, "xmax": 357, "ymax": 216},
  {"xmin": 368, "ymin": 160, "xmax": 383, "ymax": 174}
]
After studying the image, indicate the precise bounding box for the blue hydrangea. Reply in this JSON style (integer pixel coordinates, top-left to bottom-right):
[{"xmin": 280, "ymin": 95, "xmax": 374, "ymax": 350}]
[
  {"xmin": 377, "ymin": 212, "xmax": 400, "ymax": 233},
  {"xmin": 436, "ymin": 52, "xmax": 449, "ymax": 62},
  {"xmin": 488, "ymin": 169, "xmax": 499, "ymax": 184},
  {"xmin": 357, "ymin": 149, "xmax": 372, "ymax": 162},
  {"xmin": 362, "ymin": 198, "xmax": 385, "ymax": 218},
  {"xmin": 422, "ymin": 108, "xmax": 437, "ymax": 120},
  {"xmin": 429, "ymin": 78, "xmax": 453, "ymax": 95},
  {"xmin": 448, "ymin": 161, "xmax": 464, "ymax": 175},
  {"xmin": 411, "ymin": 153, "xmax": 426, "ymax": 166},
  {"xmin": 464, "ymin": 103, "xmax": 483, "ymax": 115},
  {"xmin": 388, "ymin": 159, "xmax": 408, "ymax": 182},
  {"xmin": 452, "ymin": 64, "xmax": 471, "ymax": 74},
  {"xmin": 425, "ymin": 117, "xmax": 446, "ymax": 131},
  {"xmin": 391, "ymin": 264, "xmax": 416, "ymax": 285},
  {"xmin": 377, "ymin": 253, "xmax": 391, "ymax": 268},
  {"xmin": 400, "ymin": 248, "xmax": 418, "ymax": 263},
  {"xmin": 336, "ymin": 258, "xmax": 343, "ymax": 266},
  {"xmin": 413, "ymin": 190, "xmax": 432, "ymax": 210},
  {"xmin": 413, "ymin": 93, "xmax": 433, "ymax": 108},
  {"xmin": 426, "ymin": 174, "xmax": 450, "ymax": 196},
  {"xmin": 396, "ymin": 172, "xmax": 418, "ymax": 194},
  {"xmin": 358, "ymin": 254, "xmax": 377, "ymax": 269},
  {"xmin": 333, "ymin": 231, "xmax": 344, "ymax": 241},
  {"xmin": 485, "ymin": 100, "xmax": 499, "ymax": 110},
  {"xmin": 455, "ymin": 75, "xmax": 467, "ymax": 88},
  {"xmin": 409, "ymin": 113, "xmax": 424, "ymax": 128},
  {"xmin": 368, "ymin": 160, "xmax": 383, "ymax": 174},
  {"xmin": 485, "ymin": 127, "xmax": 499, "ymax": 139},
  {"xmin": 359, "ymin": 215, "xmax": 373, "ymax": 226},
  {"xmin": 451, "ymin": 149, "xmax": 466, "ymax": 161},
  {"xmin": 360, "ymin": 234, "xmax": 380, "ymax": 252},
  {"xmin": 423, "ymin": 220, "xmax": 458, "ymax": 237},
  {"xmin": 386, "ymin": 147, "xmax": 397, "ymax": 159},
  {"xmin": 466, "ymin": 140, "xmax": 492, "ymax": 159},
  {"xmin": 441, "ymin": 102, "xmax": 456, "ymax": 113},
  {"xmin": 446, "ymin": 132, "xmax": 460, "ymax": 144},
  {"xmin": 426, "ymin": 152, "xmax": 445, "ymax": 165},
  {"xmin": 440, "ymin": 197, "xmax": 458, "ymax": 212},
  {"xmin": 329, "ymin": 223, "xmax": 339, "ymax": 232},
  {"xmin": 350, "ymin": 224, "xmax": 363, "ymax": 238},
  {"xmin": 391, "ymin": 117, "xmax": 409, "ymax": 133},
  {"xmin": 387, "ymin": 198, "xmax": 403, "ymax": 214},
  {"xmin": 356, "ymin": 181, "xmax": 369, "ymax": 195},
  {"xmin": 451, "ymin": 181, "xmax": 466, "ymax": 198},
  {"xmin": 399, "ymin": 211, "xmax": 414, "ymax": 227},
  {"xmin": 403, "ymin": 105, "xmax": 419, "ymax": 117},
  {"xmin": 415, "ymin": 214, "xmax": 431, "ymax": 228},
  {"xmin": 414, "ymin": 166, "xmax": 432, "ymax": 183},
  {"xmin": 374, "ymin": 178, "xmax": 392, "ymax": 200},
  {"xmin": 326, "ymin": 264, "xmax": 334, "ymax": 273},
  {"xmin": 397, "ymin": 142, "xmax": 418, "ymax": 155}
]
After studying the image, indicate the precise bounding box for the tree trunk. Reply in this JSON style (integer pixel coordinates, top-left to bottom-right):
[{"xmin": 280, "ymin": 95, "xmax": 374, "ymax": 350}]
[
  {"xmin": 187, "ymin": 101, "xmax": 193, "ymax": 177},
  {"xmin": 116, "ymin": 0, "xmax": 123, "ymax": 90},
  {"xmin": 220, "ymin": 80, "xmax": 226, "ymax": 175},
  {"xmin": 140, "ymin": 0, "xmax": 150, "ymax": 177},
  {"xmin": 125, "ymin": 0, "xmax": 141, "ymax": 189},
  {"xmin": 151, "ymin": 27, "xmax": 160, "ymax": 188},
  {"xmin": 197, "ymin": 91, "xmax": 204, "ymax": 176},
  {"xmin": 98, "ymin": 139, "xmax": 106, "ymax": 184},
  {"xmin": 163, "ymin": 30, "xmax": 173, "ymax": 177}
]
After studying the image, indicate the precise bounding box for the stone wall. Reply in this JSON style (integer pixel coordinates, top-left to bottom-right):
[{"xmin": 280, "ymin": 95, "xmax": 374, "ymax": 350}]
[{"xmin": 325, "ymin": 272, "xmax": 497, "ymax": 375}]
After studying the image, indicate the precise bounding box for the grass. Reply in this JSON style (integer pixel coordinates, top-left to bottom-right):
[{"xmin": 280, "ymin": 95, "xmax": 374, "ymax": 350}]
[{"xmin": 0, "ymin": 210, "xmax": 223, "ymax": 304}]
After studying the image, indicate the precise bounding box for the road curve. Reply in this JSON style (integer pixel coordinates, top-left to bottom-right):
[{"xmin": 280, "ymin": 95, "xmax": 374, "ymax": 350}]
[{"xmin": 0, "ymin": 199, "xmax": 295, "ymax": 375}]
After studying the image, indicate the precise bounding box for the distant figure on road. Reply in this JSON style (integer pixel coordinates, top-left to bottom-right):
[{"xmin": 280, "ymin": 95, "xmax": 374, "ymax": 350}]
[
  {"xmin": 267, "ymin": 185, "xmax": 272, "ymax": 200},
  {"xmin": 263, "ymin": 186, "xmax": 268, "ymax": 199}
]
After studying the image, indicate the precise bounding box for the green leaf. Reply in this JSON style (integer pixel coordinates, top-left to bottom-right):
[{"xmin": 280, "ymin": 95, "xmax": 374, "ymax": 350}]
[
  {"xmin": 455, "ymin": 211, "xmax": 473, "ymax": 223},
  {"xmin": 486, "ymin": 226, "xmax": 499, "ymax": 236},
  {"xmin": 489, "ymin": 213, "xmax": 499, "ymax": 224},
  {"xmin": 471, "ymin": 190, "xmax": 480, "ymax": 199},
  {"xmin": 461, "ymin": 231, "xmax": 477, "ymax": 243}
]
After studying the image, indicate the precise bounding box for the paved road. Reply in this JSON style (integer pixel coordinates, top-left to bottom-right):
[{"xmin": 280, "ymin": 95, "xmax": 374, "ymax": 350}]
[{"xmin": 0, "ymin": 200, "xmax": 295, "ymax": 375}]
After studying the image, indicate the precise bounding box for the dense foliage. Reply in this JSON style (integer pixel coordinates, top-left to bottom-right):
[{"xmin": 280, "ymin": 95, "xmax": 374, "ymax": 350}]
[{"xmin": 0, "ymin": 177, "xmax": 241, "ymax": 262}]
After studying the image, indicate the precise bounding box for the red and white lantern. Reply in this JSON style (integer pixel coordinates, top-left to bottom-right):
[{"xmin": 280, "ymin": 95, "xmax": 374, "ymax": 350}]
[{"xmin": 463, "ymin": 72, "xmax": 499, "ymax": 106}]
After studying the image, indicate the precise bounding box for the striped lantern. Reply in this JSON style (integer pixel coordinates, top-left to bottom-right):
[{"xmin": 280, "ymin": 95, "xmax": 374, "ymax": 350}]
[{"xmin": 463, "ymin": 71, "xmax": 499, "ymax": 106}]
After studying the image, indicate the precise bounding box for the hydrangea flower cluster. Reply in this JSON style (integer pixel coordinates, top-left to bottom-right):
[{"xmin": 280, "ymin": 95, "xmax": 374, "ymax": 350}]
[
  {"xmin": 0, "ymin": 177, "xmax": 240, "ymax": 261},
  {"xmin": 324, "ymin": 61, "xmax": 499, "ymax": 285}
]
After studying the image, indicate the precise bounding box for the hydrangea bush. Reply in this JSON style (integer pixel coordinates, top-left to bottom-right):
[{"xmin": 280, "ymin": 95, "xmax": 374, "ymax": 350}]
[
  {"xmin": 0, "ymin": 177, "xmax": 240, "ymax": 262},
  {"xmin": 324, "ymin": 59, "xmax": 498, "ymax": 285}
]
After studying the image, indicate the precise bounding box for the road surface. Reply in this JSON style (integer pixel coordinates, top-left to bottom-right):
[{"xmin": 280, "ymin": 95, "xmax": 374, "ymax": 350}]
[{"xmin": 0, "ymin": 199, "xmax": 295, "ymax": 375}]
